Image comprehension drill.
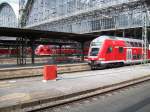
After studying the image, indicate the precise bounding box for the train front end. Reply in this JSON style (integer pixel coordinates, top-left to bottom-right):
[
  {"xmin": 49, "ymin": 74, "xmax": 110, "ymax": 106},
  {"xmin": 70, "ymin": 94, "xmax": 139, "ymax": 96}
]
[{"xmin": 88, "ymin": 36, "xmax": 105, "ymax": 69}]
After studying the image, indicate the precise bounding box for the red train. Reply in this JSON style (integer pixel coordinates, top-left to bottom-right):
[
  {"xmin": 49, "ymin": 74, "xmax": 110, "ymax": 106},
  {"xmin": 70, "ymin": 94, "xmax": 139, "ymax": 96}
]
[
  {"xmin": 0, "ymin": 48, "xmax": 17, "ymax": 55},
  {"xmin": 35, "ymin": 45, "xmax": 89, "ymax": 56},
  {"xmin": 0, "ymin": 44, "xmax": 89, "ymax": 58},
  {"xmin": 88, "ymin": 35, "xmax": 150, "ymax": 69},
  {"xmin": 0, "ymin": 48, "xmax": 32, "ymax": 56}
]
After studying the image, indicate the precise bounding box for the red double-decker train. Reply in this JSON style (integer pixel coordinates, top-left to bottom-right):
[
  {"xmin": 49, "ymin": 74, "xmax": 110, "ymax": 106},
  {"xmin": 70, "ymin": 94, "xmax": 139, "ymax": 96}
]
[{"xmin": 88, "ymin": 35, "xmax": 150, "ymax": 69}]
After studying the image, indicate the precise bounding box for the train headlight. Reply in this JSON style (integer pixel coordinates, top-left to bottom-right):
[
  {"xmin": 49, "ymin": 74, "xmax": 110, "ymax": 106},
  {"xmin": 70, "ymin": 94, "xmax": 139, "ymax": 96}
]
[{"xmin": 99, "ymin": 58, "xmax": 105, "ymax": 61}]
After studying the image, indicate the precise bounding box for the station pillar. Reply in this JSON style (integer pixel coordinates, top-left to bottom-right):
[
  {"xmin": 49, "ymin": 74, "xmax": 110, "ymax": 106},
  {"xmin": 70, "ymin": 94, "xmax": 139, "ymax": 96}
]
[
  {"xmin": 16, "ymin": 37, "xmax": 27, "ymax": 65},
  {"xmin": 30, "ymin": 39, "xmax": 35, "ymax": 64},
  {"xmin": 81, "ymin": 42, "xmax": 85, "ymax": 62}
]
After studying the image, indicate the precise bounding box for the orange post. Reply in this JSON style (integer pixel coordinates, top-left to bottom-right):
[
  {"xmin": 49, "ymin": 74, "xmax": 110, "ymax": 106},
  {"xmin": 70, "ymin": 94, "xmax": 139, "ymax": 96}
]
[{"xmin": 43, "ymin": 65, "xmax": 57, "ymax": 81}]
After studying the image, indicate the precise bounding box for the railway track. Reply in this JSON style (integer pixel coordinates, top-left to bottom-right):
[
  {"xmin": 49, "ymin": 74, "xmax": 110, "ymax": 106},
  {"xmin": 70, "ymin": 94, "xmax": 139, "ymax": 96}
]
[{"xmin": 34, "ymin": 78, "xmax": 150, "ymax": 112}]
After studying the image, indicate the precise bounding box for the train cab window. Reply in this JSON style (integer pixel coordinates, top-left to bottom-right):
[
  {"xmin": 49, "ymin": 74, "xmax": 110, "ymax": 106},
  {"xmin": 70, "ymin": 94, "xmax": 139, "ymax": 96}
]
[
  {"xmin": 107, "ymin": 46, "xmax": 113, "ymax": 53},
  {"xmin": 90, "ymin": 48, "xmax": 99, "ymax": 56},
  {"xmin": 119, "ymin": 47, "xmax": 124, "ymax": 53}
]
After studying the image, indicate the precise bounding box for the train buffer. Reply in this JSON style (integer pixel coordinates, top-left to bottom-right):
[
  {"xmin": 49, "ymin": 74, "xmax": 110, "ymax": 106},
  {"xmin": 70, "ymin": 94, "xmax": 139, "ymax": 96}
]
[{"xmin": 0, "ymin": 64, "xmax": 150, "ymax": 112}]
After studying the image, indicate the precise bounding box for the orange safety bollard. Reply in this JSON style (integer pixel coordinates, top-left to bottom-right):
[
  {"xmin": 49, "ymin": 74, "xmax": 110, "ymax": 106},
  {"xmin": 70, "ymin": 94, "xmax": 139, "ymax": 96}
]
[{"xmin": 43, "ymin": 65, "xmax": 57, "ymax": 81}]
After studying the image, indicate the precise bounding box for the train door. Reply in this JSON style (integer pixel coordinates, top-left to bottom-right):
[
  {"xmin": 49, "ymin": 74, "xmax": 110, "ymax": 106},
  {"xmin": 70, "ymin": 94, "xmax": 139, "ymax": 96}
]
[{"xmin": 126, "ymin": 49, "xmax": 132, "ymax": 62}]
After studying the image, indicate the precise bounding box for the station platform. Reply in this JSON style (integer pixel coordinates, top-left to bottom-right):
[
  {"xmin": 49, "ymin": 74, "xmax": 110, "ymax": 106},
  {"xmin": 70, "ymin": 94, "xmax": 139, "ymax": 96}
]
[
  {"xmin": 0, "ymin": 63, "xmax": 90, "ymax": 80},
  {"xmin": 0, "ymin": 64, "xmax": 150, "ymax": 112}
]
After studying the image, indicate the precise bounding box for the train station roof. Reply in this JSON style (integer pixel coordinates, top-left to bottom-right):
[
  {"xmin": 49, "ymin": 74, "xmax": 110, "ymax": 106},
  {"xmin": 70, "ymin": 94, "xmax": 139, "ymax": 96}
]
[
  {"xmin": 0, "ymin": 27, "xmax": 97, "ymax": 43},
  {"xmin": 0, "ymin": 2, "xmax": 19, "ymax": 18}
]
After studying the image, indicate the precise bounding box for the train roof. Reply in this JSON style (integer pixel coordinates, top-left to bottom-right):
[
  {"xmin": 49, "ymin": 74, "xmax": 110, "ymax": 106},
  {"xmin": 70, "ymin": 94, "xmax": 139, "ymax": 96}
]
[{"xmin": 93, "ymin": 35, "xmax": 143, "ymax": 43}]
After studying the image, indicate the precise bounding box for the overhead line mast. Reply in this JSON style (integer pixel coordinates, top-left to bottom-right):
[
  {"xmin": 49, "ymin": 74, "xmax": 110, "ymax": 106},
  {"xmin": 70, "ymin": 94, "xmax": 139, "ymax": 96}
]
[
  {"xmin": 142, "ymin": 2, "xmax": 150, "ymax": 64},
  {"xmin": 19, "ymin": 0, "xmax": 25, "ymax": 28}
]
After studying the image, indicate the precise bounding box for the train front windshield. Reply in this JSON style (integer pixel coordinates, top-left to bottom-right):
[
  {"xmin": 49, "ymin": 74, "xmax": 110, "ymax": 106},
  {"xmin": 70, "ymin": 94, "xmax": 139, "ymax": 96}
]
[
  {"xmin": 89, "ymin": 41, "xmax": 102, "ymax": 56},
  {"xmin": 90, "ymin": 48, "xmax": 99, "ymax": 56}
]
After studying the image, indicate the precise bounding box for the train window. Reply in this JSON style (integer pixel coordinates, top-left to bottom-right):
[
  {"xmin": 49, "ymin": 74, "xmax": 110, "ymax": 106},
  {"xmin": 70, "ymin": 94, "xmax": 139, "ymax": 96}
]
[
  {"xmin": 107, "ymin": 46, "xmax": 113, "ymax": 53},
  {"xmin": 119, "ymin": 47, "xmax": 124, "ymax": 53},
  {"xmin": 133, "ymin": 54, "xmax": 142, "ymax": 59},
  {"xmin": 130, "ymin": 42, "xmax": 136, "ymax": 47},
  {"xmin": 138, "ymin": 43, "xmax": 142, "ymax": 47},
  {"xmin": 39, "ymin": 49, "xmax": 43, "ymax": 52},
  {"xmin": 47, "ymin": 49, "xmax": 50, "ymax": 52},
  {"xmin": 90, "ymin": 48, "xmax": 99, "ymax": 56},
  {"xmin": 135, "ymin": 42, "xmax": 137, "ymax": 47},
  {"xmin": 137, "ymin": 54, "xmax": 141, "ymax": 59},
  {"xmin": 129, "ymin": 42, "xmax": 133, "ymax": 47},
  {"xmin": 136, "ymin": 42, "xmax": 139, "ymax": 47},
  {"xmin": 126, "ymin": 41, "xmax": 131, "ymax": 47},
  {"xmin": 134, "ymin": 42, "xmax": 138, "ymax": 47},
  {"xmin": 133, "ymin": 55, "xmax": 137, "ymax": 59}
]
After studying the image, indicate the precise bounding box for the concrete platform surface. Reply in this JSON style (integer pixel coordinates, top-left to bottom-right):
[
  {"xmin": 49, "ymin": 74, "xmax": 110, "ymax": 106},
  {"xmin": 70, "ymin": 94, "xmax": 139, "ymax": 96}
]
[
  {"xmin": 0, "ymin": 64, "xmax": 150, "ymax": 112},
  {"xmin": 0, "ymin": 63, "xmax": 90, "ymax": 80}
]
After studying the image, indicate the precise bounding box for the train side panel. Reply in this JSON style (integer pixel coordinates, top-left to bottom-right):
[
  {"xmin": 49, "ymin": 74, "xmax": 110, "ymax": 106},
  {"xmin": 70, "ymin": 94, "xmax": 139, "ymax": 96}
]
[{"xmin": 101, "ymin": 39, "xmax": 126, "ymax": 63}]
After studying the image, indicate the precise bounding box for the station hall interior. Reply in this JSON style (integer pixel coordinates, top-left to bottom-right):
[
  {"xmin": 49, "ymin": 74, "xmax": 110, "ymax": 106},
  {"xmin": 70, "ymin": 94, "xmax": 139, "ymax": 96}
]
[{"xmin": 1, "ymin": 1, "xmax": 150, "ymax": 111}]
